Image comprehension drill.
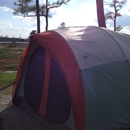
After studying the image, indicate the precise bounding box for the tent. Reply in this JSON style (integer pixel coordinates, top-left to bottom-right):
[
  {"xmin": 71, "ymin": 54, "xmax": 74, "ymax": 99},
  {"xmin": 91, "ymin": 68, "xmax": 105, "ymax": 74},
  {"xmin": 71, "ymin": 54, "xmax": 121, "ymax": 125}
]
[{"xmin": 12, "ymin": 26, "xmax": 130, "ymax": 130}]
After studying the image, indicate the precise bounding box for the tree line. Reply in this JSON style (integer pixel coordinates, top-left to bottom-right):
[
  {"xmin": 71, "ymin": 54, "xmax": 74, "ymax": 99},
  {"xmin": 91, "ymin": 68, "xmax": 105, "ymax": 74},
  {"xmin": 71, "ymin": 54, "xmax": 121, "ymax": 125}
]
[{"xmin": 13, "ymin": 0, "xmax": 127, "ymax": 34}]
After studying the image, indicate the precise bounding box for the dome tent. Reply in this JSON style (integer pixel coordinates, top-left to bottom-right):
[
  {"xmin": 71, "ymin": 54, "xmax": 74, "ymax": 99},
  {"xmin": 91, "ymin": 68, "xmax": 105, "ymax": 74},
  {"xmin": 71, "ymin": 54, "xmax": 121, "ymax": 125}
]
[{"xmin": 12, "ymin": 26, "xmax": 130, "ymax": 130}]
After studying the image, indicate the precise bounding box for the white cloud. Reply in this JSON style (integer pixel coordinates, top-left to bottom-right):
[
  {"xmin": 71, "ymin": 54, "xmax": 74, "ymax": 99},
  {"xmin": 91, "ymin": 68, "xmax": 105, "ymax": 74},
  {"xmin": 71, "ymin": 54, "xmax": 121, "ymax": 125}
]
[
  {"xmin": 12, "ymin": 15, "xmax": 37, "ymax": 26},
  {"xmin": 0, "ymin": 20, "xmax": 30, "ymax": 38},
  {"xmin": 120, "ymin": 0, "xmax": 130, "ymax": 16},
  {"xmin": 0, "ymin": 21, "xmax": 13, "ymax": 28},
  {"xmin": 0, "ymin": 28, "xmax": 4, "ymax": 32},
  {"xmin": 39, "ymin": 0, "xmax": 45, "ymax": 4},
  {"xmin": 48, "ymin": 2, "xmax": 97, "ymax": 30},
  {"xmin": 120, "ymin": 26, "xmax": 130, "ymax": 34},
  {"xmin": 8, "ymin": 23, "xmax": 13, "ymax": 28},
  {"xmin": 0, "ymin": 6, "xmax": 13, "ymax": 12}
]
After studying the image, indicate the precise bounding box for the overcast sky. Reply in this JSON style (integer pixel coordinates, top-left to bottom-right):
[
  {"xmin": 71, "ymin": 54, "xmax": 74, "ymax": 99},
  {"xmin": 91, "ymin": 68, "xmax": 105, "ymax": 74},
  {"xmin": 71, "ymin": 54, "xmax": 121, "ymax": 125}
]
[{"xmin": 0, "ymin": 0, "xmax": 130, "ymax": 38}]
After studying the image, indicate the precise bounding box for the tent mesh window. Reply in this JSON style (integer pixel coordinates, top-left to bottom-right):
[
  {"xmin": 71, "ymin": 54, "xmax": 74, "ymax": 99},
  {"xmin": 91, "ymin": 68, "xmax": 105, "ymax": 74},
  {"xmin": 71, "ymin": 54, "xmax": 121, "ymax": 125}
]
[
  {"xmin": 24, "ymin": 46, "xmax": 45, "ymax": 111},
  {"xmin": 24, "ymin": 46, "xmax": 71, "ymax": 124},
  {"xmin": 45, "ymin": 58, "xmax": 71, "ymax": 124}
]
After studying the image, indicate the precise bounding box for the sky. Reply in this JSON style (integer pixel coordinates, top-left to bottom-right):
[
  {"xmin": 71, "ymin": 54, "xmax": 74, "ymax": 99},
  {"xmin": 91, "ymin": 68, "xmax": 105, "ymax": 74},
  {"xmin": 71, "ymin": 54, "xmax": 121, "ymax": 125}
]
[{"xmin": 0, "ymin": 0, "xmax": 130, "ymax": 38}]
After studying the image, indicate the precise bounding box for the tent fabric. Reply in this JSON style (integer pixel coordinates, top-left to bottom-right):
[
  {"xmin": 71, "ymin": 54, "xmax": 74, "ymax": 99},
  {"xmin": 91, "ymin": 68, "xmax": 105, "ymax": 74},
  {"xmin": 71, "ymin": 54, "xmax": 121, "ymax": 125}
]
[
  {"xmin": 55, "ymin": 26, "xmax": 130, "ymax": 70},
  {"xmin": 12, "ymin": 26, "xmax": 130, "ymax": 130},
  {"xmin": 82, "ymin": 61, "xmax": 130, "ymax": 129},
  {"xmin": 31, "ymin": 31, "xmax": 85, "ymax": 130}
]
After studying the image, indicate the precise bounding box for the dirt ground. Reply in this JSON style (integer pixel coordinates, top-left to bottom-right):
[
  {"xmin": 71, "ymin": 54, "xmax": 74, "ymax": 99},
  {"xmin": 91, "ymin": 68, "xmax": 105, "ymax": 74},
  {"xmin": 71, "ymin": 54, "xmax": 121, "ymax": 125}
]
[
  {"xmin": 0, "ymin": 97, "xmax": 48, "ymax": 130},
  {"xmin": 0, "ymin": 91, "xmax": 70, "ymax": 130}
]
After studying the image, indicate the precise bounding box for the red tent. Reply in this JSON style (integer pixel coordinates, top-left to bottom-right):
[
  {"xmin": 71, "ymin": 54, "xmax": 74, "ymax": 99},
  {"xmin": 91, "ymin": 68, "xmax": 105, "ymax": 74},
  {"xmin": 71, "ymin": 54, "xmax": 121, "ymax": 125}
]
[{"xmin": 12, "ymin": 26, "xmax": 130, "ymax": 130}]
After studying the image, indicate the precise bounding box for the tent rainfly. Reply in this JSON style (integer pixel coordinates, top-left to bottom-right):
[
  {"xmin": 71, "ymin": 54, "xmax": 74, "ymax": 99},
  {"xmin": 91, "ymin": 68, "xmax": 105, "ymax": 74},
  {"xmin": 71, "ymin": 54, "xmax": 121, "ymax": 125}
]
[{"xmin": 12, "ymin": 26, "xmax": 130, "ymax": 130}]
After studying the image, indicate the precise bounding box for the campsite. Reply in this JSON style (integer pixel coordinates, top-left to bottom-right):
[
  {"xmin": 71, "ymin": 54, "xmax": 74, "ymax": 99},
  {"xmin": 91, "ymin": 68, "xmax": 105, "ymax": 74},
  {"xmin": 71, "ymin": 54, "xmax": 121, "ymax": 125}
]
[
  {"xmin": 1, "ymin": 0, "xmax": 130, "ymax": 129},
  {"xmin": 1, "ymin": 26, "xmax": 130, "ymax": 130}
]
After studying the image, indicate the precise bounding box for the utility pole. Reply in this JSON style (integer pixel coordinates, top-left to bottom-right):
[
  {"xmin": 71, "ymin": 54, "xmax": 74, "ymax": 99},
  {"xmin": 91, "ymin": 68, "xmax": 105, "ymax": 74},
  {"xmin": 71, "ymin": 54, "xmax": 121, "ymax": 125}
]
[{"xmin": 36, "ymin": 0, "xmax": 40, "ymax": 33}]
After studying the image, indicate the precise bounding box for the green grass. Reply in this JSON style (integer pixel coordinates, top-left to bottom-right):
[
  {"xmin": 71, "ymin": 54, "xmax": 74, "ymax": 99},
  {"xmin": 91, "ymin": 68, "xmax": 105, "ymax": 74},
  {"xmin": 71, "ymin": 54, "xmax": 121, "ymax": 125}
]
[
  {"xmin": 0, "ymin": 63, "xmax": 19, "ymax": 70},
  {"xmin": 0, "ymin": 53, "xmax": 15, "ymax": 59},
  {"xmin": 0, "ymin": 72, "xmax": 16, "ymax": 88},
  {"xmin": 0, "ymin": 48, "xmax": 10, "ymax": 52},
  {"xmin": 0, "ymin": 48, "xmax": 12, "ymax": 54},
  {"xmin": 4, "ymin": 63, "xmax": 19, "ymax": 70},
  {"xmin": 0, "ymin": 46, "xmax": 26, "ymax": 94},
  {"xmin": 0, "ymin": 48, "xmax": 15, "ymax": 59}
]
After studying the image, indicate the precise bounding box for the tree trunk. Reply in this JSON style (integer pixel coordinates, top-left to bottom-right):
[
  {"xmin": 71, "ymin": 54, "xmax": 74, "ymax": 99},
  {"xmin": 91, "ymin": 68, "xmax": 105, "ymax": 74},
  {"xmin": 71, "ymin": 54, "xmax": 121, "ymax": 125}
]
[
  {"xmin": 113, "ymin": 4, "xmax": 117, "ymax": 31},
  {"xmin": 45, "ymin": 0, "xmax": 48, "ymax": 31},
  {"xmin": 96, "ymin": 0, "xmax": 106, "ymax": 28},
  {"xmin": 45, "ymin": 9, "xmax": 48, "ymax": 31},
  {"xmin": 36, "ymin": 0, "xmax": 40, "ymax": 33},
  {"xmin": 114, "ymin": 19, "xmax": 116, "ymax": 31}
]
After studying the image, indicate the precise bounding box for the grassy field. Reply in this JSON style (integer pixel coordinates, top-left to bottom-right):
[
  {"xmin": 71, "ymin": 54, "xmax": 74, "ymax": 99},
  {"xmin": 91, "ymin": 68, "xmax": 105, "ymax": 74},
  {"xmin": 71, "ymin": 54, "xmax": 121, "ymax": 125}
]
[{"xmin": 0, "ymin": 44, "xmax": 27, "ymax": 94}]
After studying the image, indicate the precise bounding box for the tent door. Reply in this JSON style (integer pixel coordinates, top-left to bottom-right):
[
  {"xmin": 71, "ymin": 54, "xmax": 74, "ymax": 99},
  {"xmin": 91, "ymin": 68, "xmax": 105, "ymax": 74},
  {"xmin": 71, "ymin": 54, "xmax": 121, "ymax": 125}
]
[{"xmin": 24, "ymin": 46, "xmax": 71, "ymax": 124}]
